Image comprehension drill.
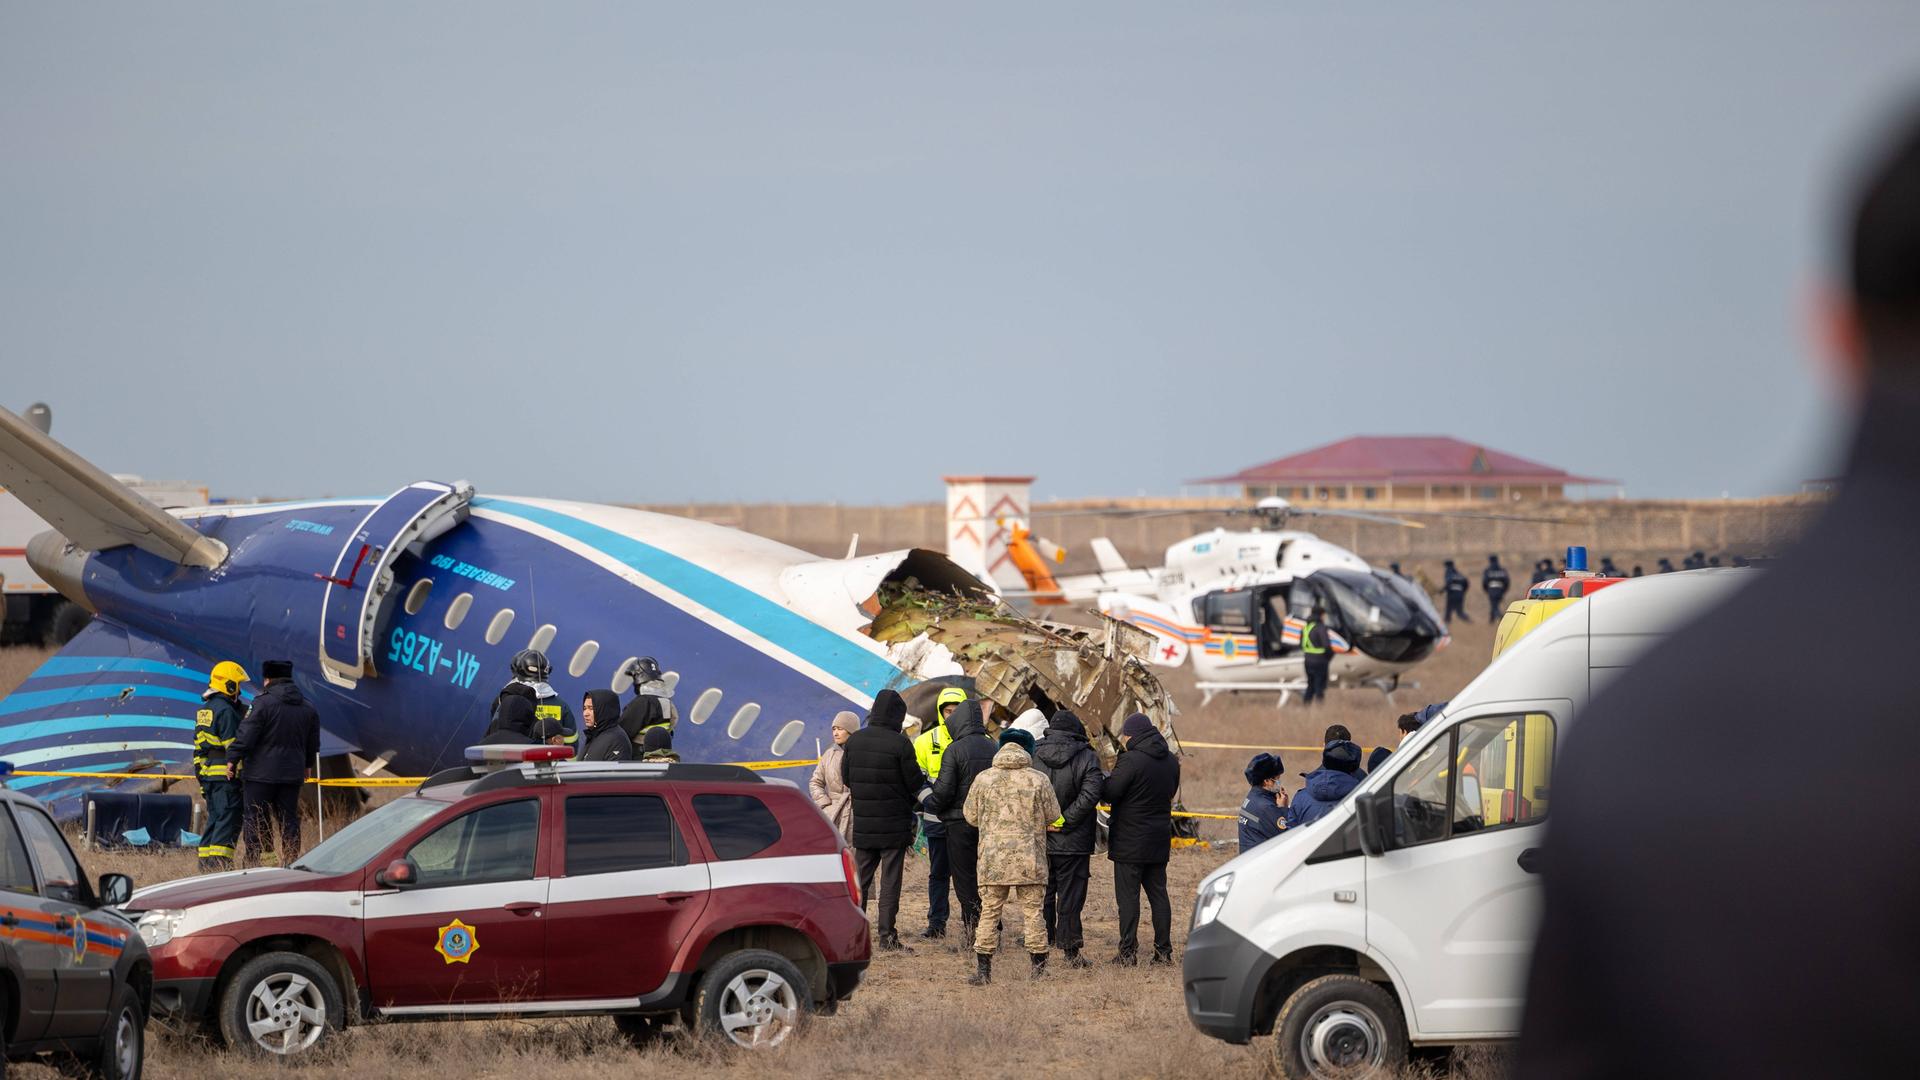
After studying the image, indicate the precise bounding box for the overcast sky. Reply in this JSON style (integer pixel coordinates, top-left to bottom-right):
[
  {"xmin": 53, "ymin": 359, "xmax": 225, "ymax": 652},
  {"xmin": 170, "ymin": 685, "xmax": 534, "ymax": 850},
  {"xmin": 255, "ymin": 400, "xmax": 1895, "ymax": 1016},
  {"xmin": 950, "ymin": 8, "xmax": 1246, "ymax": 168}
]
[{"xmin": 4, "ymin": 2, "xmax": 1918, "ymax": 505}]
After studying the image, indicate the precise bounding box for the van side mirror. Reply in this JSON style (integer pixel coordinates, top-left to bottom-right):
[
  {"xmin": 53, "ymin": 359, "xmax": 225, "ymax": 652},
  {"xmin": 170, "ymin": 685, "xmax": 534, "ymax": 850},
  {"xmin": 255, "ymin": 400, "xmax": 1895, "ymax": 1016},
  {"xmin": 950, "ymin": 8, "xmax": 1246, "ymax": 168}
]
[
  {"xmin": 96, "ymin": 872, "xmax": 134, "ymax": 908},
  {"xmin": 375, "ymin": 858, "xmax": 419, "ymax": 889},
  {"xmin": 1355, "ymin": 792, "xmax": 1394, "ymax": 857}
]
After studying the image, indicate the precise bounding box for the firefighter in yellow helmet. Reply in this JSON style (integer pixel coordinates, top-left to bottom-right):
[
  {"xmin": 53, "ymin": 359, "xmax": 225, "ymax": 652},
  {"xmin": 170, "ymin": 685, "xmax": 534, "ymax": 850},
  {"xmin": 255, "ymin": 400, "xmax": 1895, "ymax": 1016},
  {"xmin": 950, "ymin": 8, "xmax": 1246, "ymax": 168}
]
[
  {"xmin": 193, "ymin": 661, "xmax": 249, "ymax": 871},
  {"xmin": 910, "ymin": 686, "xmax": 970, "ymax": 940}
]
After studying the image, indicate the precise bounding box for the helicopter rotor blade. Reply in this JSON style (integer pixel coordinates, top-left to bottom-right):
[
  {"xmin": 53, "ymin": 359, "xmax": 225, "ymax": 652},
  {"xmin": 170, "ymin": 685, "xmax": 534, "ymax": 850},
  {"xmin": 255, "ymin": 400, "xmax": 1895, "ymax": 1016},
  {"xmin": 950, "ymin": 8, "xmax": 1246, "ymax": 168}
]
[{"xmin": 1287, "ymin": 506, "xmax": 1427, "ymax": 528}]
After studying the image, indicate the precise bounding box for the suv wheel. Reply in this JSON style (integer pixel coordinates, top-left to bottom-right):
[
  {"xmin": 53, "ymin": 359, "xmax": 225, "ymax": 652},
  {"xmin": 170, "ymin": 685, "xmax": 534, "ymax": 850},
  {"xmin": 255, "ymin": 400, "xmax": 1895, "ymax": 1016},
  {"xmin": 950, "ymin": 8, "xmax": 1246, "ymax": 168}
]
[
  {"xmin": 217, "ymin": 951, "xmax": 342, "ymax": 1057},
  {"xmin": 71, "ymin": 985, "xmax": 144, "ymax": 1079},
  {"xmin": 693, "ymin": 950, "xmax": 810, "ymax": 1049},
  {"xmin": 1273, "ymin": 974, "xmax": 1408, "ymax": 1079}
]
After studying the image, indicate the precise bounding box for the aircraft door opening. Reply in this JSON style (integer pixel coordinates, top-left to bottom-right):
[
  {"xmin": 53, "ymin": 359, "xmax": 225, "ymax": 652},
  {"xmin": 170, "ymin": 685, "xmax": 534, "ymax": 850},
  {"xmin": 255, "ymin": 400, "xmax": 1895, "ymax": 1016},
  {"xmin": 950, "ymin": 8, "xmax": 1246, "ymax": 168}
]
[{"xmin": 318, "ymin": 481, "xmax": 475, "ymax": 689}]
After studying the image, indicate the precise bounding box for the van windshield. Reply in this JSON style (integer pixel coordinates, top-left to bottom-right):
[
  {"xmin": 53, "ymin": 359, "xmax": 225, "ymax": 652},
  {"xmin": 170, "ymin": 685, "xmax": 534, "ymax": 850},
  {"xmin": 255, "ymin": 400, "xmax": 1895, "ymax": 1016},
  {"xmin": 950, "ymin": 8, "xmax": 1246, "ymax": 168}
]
[{"xmin": 291, "ymin": 797, "xmax": 447, "ymax": 875}]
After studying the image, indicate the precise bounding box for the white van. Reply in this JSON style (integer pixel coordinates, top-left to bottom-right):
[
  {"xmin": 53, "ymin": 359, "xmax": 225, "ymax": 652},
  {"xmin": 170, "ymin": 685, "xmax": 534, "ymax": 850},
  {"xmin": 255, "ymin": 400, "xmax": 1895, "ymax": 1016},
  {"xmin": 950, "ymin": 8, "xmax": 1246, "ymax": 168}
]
[{"xmin": 1181, "ymin": 569, "xmax": 1751, "ymax": 1078}]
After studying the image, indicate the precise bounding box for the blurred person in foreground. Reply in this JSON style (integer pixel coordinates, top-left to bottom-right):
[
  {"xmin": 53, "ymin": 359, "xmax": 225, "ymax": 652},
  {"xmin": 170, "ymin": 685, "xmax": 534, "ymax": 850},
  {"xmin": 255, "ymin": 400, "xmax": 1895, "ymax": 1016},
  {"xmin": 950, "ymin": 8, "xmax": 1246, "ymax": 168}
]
[
  {"xmin": 1033, "ymin": 709, "xmax": 1103, "ymax": 967},
  {"xmin": 962, "ymin": 728, "xmax": 1062, "ymax": 984},
  {"xmin": 1105, "ymin": 713, "xmax": 1180, "ymax": 965},
  {"xmin": 843, "ymin": 690, "xmax": 922, "ymax": 952},
  {"xmin": 1517, "ymin": 103, "xmax": 1920, "ymax": 1078}
]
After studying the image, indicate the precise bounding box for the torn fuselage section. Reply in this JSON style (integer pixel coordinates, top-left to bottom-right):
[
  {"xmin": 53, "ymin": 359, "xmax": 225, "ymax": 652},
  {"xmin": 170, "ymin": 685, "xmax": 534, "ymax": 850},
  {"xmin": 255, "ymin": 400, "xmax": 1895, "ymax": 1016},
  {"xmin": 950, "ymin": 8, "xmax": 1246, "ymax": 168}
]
[{"xmin": 868, "ymin": 585, "xmax": 1178, "ymax": 769}]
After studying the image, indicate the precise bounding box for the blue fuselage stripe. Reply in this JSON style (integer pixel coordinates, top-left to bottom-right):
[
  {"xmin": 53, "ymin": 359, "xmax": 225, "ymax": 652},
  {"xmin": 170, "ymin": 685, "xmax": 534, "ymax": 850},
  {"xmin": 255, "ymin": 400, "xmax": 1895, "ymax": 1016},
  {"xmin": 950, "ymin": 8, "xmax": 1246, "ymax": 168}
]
[
  {"xmin": 478, "ymin": 499, "xmax": 903, "ymax": 694},
  {"xmin": 0, "ymin": 684, "xmax": 203, "ymax": 717}
]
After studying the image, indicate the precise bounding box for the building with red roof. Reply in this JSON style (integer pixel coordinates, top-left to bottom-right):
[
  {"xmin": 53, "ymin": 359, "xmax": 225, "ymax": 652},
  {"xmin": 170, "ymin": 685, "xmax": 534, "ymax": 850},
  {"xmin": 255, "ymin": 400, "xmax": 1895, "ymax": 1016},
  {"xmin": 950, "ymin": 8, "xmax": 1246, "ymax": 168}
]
[{"xmin": 1192, "ymin": 436, "xmax": 1618, "ymax": 504}]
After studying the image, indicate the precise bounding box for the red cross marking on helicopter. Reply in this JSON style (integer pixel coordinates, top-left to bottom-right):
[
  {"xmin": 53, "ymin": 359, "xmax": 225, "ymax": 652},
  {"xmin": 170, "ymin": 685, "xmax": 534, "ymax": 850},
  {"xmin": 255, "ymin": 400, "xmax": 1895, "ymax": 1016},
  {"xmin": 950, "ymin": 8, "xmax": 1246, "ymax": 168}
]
[{"xmin": 1161, "ymin": 643, "xmax": 1178, "ymax": 660}]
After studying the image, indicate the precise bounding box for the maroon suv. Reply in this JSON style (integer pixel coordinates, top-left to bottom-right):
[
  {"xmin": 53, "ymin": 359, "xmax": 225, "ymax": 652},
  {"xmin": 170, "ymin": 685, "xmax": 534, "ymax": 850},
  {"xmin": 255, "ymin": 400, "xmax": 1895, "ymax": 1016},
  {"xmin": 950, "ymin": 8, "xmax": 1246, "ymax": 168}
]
[{"xmin": 125, "ymin": 753, "xmax": 869, "ymax": 1056}]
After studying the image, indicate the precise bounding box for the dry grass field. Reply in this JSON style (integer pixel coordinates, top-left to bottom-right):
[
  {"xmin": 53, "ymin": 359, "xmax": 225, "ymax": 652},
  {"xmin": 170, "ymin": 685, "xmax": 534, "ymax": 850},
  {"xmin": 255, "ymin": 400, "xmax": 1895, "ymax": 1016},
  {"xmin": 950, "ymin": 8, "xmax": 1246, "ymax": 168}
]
[{"xmin": 0, "ymin": 620, "xmax": 1510, "ymax": 1079}]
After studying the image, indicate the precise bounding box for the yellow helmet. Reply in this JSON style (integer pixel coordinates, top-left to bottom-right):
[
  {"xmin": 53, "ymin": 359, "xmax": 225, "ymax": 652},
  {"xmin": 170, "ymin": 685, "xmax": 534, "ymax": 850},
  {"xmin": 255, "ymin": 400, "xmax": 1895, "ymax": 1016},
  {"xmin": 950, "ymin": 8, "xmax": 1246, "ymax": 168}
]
[{"xmin": 208, "ymin": 661, "xmax": 249, "ymax": 696}]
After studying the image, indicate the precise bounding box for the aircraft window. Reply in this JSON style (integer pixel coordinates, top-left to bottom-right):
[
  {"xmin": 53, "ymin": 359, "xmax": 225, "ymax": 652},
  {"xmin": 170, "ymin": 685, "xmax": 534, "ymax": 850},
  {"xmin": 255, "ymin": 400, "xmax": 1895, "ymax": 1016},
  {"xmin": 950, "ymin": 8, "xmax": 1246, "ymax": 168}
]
[
  {"xmin": 688, "ymin": 688, "xmax": 722, "ymax": 725},
  {"xmin": 611, "ymin": 656, "xmax": 641, "ymax": 694},
  {"xmin": 403, "ymin": 578, "xmax": 433, "ymax": 616},
  {"xmin": 485, "ymin": 608, "xmax": 515, "ymax": 646},
  {"xmin": 528, "ymin": 623, "xmax": 558, "ymax": 654},
  {"xmin": 726, "ymin": 703, "xmax": 761, "ymax": 740},
  {"xmin": 568, "ymin": 640, "xmax": 599, "ymax": 678},
  {"xmin": 769, "ymin": 719, "xmax": 805, "ymax": 757},
  {"xmin": 662, "ymin": 671, "xmax": 680, "ymax": 693},
  {"xmin": 444, "ymin": 592, "xmax": 474, "ymax": 631}
]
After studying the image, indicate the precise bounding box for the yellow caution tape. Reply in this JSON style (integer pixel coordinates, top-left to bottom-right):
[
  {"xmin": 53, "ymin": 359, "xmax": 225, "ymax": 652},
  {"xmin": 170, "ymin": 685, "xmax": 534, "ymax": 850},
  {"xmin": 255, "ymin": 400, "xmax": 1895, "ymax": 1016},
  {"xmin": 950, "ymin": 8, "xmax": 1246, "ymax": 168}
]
[
  {"xmin": 1096, "ymin": 802, "xmax": 1238, "ymax": 822},
  {"xmin": 1179, "ymin": 740, "xmax": 1383, "ymax": 754}
]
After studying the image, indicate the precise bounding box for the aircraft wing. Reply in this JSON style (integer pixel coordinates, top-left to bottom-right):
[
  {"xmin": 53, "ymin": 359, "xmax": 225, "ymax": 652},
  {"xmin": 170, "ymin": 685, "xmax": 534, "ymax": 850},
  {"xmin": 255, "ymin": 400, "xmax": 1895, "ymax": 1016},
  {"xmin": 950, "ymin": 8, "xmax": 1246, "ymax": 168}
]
[{"xmin": 0, "ymin": 406, "xmax": 226, "ymax": 568}]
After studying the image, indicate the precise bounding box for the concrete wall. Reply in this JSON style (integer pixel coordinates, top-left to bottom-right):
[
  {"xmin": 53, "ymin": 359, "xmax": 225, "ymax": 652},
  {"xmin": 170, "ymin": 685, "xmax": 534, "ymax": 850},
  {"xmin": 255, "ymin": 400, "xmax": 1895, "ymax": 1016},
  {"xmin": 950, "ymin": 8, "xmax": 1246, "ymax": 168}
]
[{"xmin": 634, "ymin": 496, "xmax": 1825, "ymax": 581}]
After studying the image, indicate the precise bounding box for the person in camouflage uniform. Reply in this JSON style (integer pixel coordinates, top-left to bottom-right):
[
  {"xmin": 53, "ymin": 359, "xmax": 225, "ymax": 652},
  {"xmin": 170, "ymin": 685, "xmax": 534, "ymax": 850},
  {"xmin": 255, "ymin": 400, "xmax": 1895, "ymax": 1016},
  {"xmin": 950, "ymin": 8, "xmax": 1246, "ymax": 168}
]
[{"xmin": 961, "ymin": 735, "xmax": 1062, "ymax": 985}]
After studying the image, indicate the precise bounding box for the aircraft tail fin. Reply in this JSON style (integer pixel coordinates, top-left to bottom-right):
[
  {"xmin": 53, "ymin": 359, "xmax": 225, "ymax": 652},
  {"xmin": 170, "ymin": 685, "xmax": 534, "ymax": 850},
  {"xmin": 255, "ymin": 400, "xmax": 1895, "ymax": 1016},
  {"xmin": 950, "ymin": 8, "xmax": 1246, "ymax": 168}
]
[
  {"xmin": 0, "ymin": 406, "xmax": 225, "ymax": 568},
  {"xmin": 1091, "ymin": 538, "xmax": 1129, "ymax": 575}
]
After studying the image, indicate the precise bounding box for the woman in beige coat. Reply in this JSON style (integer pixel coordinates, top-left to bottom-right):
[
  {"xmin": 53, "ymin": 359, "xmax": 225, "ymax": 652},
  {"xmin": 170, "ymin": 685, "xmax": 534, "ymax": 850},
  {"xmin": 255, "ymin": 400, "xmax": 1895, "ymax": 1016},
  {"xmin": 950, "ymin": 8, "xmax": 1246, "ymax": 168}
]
[{"xmin": 809, "ymin": 711, "xmax": 859, "ymax": 840}]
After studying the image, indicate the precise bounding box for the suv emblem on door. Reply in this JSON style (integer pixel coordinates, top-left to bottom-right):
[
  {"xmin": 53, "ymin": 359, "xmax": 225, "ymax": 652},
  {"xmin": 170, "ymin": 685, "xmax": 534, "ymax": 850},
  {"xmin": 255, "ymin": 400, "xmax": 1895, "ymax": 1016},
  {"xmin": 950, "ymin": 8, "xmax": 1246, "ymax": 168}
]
[{"xmin": 434, "ymin": 919, "xmax": 479, "ymax": 964}]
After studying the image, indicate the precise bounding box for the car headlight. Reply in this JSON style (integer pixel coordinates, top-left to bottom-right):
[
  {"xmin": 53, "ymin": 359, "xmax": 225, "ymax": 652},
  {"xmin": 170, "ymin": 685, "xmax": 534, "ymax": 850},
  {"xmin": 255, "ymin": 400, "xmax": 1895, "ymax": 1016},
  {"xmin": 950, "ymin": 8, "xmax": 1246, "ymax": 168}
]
[
  {"xmin": 135, "ymin": 909, "xmax": 184, "ymax": 948},
  {"xmin": 1192, "ymin": 872, "xmax": 1233, "ymax": 930}
]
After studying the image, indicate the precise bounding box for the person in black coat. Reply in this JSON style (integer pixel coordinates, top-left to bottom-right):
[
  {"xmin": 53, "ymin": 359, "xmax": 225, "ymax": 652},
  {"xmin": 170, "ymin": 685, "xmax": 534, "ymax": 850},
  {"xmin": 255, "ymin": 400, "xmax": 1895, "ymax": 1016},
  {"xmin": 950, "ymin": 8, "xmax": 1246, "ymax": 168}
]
[
  {"xmin": 1482, "ymin": 554, "xmax": 1511, "ymax": 621},
  {"xmin": 1517, "ymin": 108, "xmax": 1920, "ymax": 1079},
  {"xmin": 231, "ymin": 660, "xmax": 321, "ymax": 866},
  {"xmin": 480, "ymin": 695, "xmax": 538, "ymax": 745},
  {"xmin": 580, "ymin": 689, "xmax": 633, "ymax": 761},
  {"xmin": 1104, "ymin": 712, "xmax": 1180, "ymax": 965},
  {"xmin": 1031, "ymin": 708, "xmax": 1103, "ymax": 966},
  {"xmin": 923, "ymin": 699, "xmax": 995, "ymax": 941},
  {"xmin": 841, "ymin": 689, "xmax": 924, "ymax": 950}
]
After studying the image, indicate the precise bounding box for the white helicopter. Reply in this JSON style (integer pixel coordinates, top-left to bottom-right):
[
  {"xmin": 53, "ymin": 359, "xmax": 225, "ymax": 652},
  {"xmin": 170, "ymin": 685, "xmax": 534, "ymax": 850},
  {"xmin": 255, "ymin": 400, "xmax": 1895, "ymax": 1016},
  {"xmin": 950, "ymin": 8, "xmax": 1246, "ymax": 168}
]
[{"xmin": 999, "ymin": 497, "xmax": 1488, "ymax": 705}]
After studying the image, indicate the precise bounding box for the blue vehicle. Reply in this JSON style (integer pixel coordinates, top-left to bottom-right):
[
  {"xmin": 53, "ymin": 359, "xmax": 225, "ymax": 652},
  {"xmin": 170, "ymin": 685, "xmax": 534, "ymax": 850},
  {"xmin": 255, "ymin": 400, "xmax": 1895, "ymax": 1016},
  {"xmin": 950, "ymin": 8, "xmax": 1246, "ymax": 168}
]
[{"xmin": 0, "ymin": 406, "xmax": 1006, "ymax": 818}]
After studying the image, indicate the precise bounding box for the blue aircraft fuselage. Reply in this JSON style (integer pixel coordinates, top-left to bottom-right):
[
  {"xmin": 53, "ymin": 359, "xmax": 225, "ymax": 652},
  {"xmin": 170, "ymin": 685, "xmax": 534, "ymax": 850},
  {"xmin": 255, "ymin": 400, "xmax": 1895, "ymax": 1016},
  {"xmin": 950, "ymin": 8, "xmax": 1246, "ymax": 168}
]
[{"xmin": 3, "ymin": 494, "xmax": 914, "ymax": 816}]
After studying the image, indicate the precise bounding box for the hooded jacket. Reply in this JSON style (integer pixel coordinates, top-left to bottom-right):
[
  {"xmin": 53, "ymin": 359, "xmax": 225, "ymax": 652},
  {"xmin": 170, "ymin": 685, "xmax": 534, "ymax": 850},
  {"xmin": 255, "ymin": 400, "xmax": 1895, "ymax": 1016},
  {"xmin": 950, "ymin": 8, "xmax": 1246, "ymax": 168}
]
[
  {"xmin": 911, "ymin": 686, "xmax": 969, "ymax": 781},
  {"xmin": 1103, "ymin": 725, "xmax": 1180, "ymax": 864},
  {"xmin": 923, "ymin": 700, "xmax": 995, "ymax": 828},
  {"xmin": 640, "ymin": 724, "xmax": 679, "ymax": 762},
  {"xmin": 1283, "ymin": 767, "xmax": 1361, "ymax": 829},
  {"xmin": 1032, "ymin": 710, "xmax": 1103, "ymax": 856},
  {"xmin": 581, "ymin": 690, "xmax": 633, "ymax": 761},
  {"xmin": 841, "ymin": 689, "xmax": 923, "ymax": 850},
  {"xmin": 963, "ymin": 743, "xmax": 1062, "ymax": 886},
  {"xmin": 493, "ymin": 679, "xmax": 577, "ymax": 744},
  {"xmin": 482, "ymin": 695, "xmax": 538, "ymax": 745},
  {"xmin": 230, "ymin": 680, "xmax": 321, "ymax": 784}
]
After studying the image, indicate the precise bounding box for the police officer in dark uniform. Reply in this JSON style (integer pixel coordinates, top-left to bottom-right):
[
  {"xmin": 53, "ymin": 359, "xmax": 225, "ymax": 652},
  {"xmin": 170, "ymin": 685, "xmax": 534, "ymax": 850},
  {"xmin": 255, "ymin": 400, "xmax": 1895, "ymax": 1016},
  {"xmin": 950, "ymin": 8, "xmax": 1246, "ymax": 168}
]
[
  {"xmin": 1599, "ymin": 556, "xmax": 1622, "ymax": 578},
  {"xmin": 1657, "ymin": 557, "xmax": 1676, "ymax": 573},
  {"xmin": 1441, "ymin": 560, "xmax": 1471, "ymax": 623},
  {"xmin": 1299, "ymin": 606, "xmax": 1333, "ymax": 703},
  {"xmin": 193, "ymin": 660, "xmax": 249, "ymax": 872},
  {"xmin": 1519, "ymin": 107, "xmax": 1920, "ymax": 1077},
  {"xmin": 1482, "ymin": 555, "xmax": 1511, "ymax": 621},
  {"xmin": 231, "ymin": 659, "xmax": 321, "ymax": 866}
]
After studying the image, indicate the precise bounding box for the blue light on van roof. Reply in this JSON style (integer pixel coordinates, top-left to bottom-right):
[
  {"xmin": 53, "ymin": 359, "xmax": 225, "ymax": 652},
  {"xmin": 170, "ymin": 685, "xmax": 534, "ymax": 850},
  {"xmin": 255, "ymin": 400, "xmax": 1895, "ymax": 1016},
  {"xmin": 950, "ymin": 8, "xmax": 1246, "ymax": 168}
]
[{"xmin": 1565, "ymin": 546, "xmax": 1589, "ymax": 572}]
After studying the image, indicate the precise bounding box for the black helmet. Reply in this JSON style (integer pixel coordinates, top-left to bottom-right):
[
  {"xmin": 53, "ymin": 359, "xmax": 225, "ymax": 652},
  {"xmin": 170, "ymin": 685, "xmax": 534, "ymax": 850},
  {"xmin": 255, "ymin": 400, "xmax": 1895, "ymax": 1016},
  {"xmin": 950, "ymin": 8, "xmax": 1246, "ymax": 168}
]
[
  {"xmin": 510, "ymin": 649, "xmax": 551, "ymax": 681},
  {"xmin": 625, "ymin": 656, "xmax": 663, "ymax": 685}
]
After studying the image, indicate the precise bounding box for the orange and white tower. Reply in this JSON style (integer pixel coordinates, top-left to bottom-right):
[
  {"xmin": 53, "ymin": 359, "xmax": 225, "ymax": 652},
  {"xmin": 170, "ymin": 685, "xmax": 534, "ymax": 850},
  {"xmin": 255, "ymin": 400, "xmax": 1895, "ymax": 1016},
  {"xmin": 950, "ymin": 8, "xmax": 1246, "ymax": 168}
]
[{"xmin": 943, "ymin": 475, "xmax": 1034, "ymax": 593}]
